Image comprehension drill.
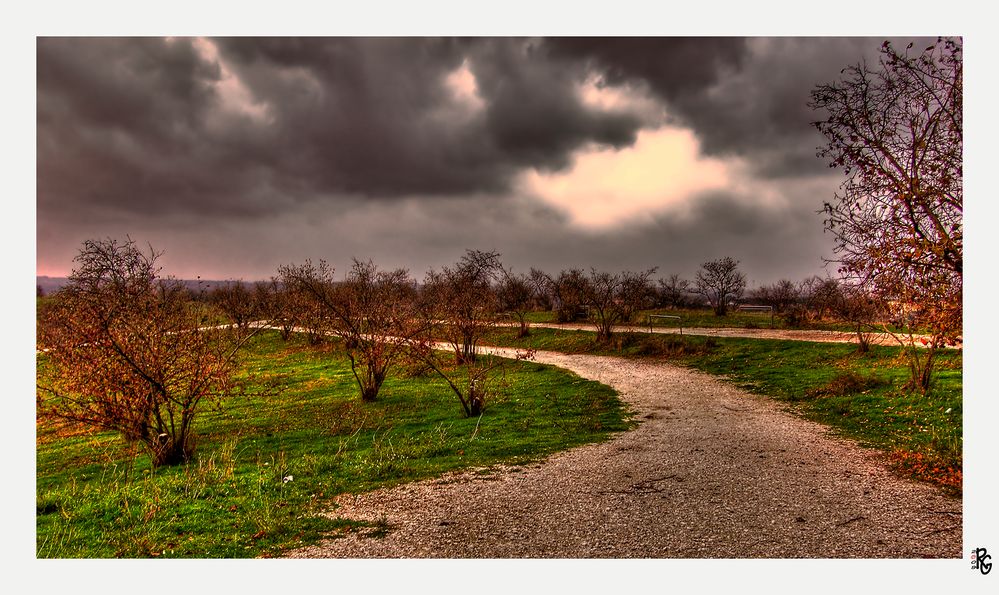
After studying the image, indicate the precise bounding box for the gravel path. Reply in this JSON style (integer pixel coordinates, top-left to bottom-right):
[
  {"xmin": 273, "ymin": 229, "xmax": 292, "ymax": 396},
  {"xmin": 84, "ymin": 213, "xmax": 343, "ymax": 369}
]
[
  {"xmin": 519, "ymin": 322, "xmax": 945, "ymax": 347},
  {"xmin": 287, "ymin": 347, "xmax": 961, "ymax": 559}
]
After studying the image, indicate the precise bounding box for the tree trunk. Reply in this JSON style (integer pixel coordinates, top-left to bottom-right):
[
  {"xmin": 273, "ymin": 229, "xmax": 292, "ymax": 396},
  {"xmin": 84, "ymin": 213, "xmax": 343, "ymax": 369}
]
[
  {"xmin": 458, "ymin": 340, "xmax": 476, "ymax": 364},
  {"xmin": 905, "ymin": 344, "xmax": 936, "ymax": 394},
  {"xmin": 361, "ymin": 385, "xmax": 379, "ymax": 402},
  {"xmin": 148, "ymin": 433, "xmax": 192, "ymax": 467},
  {"xmin": 517, "ymin": 318, "xmax": 530, "ymax": 338},
  {"xmin": 855, "ymin": 323, "xmax": 870, "ymax": 353},
  {"xmin": 349, "ymin": 352, "xmax": 385, "ymax": 402},
  {"xmin": 918, "ymin": 346, "xmax": 936, "ymax": 394},
  {"xmin": 363, "ymin": 368, "xmax": 386, "ymax": 402},
  {"xmin": 467, "ymin": 391, "xmax": 483, "ymax": 417}
]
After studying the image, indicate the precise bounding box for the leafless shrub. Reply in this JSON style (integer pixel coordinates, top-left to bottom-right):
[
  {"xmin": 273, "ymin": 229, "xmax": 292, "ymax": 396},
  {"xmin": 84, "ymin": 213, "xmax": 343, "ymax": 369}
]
[
  {"xmin": 583, "ymin": 268, "xmax": 657, "ymax": 341},
  {"xmin": 497, "ymin": 269, "xmax": 534, "ymax": 338},
  {"xmin": 37, "ymin": 238, "xmax": 255, "ymax": 466},
  {"xmin": 656, "ymin": 274, "xmax": 691, "ymax": 309},
  {"xmin": 279, "ymin": 259, "xmax": 420, "ymax": 402},
  {"xmin": 420, "ymin": 250, "xmax": 502, "ymax": 364}
]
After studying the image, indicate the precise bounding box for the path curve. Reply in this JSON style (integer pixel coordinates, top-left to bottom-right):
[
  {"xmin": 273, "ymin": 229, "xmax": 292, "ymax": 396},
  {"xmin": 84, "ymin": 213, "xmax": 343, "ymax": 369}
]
[
  {"xmin": 513, "ymin": 321, "xmax": 951, "ymax": 347},
  {"xmin": 287, "ymin": 347, "xmax": 961, "ymax": 558}
]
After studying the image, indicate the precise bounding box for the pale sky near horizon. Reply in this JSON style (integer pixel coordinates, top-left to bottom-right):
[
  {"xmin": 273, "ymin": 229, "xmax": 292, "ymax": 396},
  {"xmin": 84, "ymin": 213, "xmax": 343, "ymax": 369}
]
[{"xmin": 37, "ymin": 36, "xmax": 938, "ymax": 287}]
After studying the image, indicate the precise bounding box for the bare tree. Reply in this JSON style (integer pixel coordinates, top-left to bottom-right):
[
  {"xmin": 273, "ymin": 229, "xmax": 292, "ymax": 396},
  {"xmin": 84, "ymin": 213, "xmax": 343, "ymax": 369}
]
[
  {"xmin": 550, "ymin": 268, "xmax": 590, "ymax": 323},
  {"xmin": 36, "ymin": 238, "xmax": 253, "ymax": 466},
  {"xmin": 799, "ymin": 276, "xmax": 842, "ymax": 322},
  {"xmin": 753, "ymin": 279, "xmax": 800, "ymax": 314},
  {"xmin": 288, "ymin": 281, "xmax": 329, "ymax": 346},
  {"xmin": 876, "ymin": 268, "xmax": 960, "ymax": 391},
  {"xmin": 657, "ymin": 274, "xmax": 690, "ymax": 309},
  {"xmin": 209, "ymin": 280, "xmax": 259, "ymax": 330},
  {"xmin": 618, "ymin": 269, "xmax": 658, "ymax": 323},
  {"xmin": 811, "ymin": 38, "xmax": 962, "ymax": 392},
  {"xmin": 832, "ymin": 282, "xmax": 882, "ymax": 353},
  {"xmin": 582, "ymin": 268, "xmax": 657, "ymax": 341},
  {"xmin": 695, "ymin": 257, "xmax": 746, "ymax": 316},
  {"xmin": 279, "ymin": 259, "xmax": 419, "ymax": 402},
  {"xmin": 583, "ymin": 270, "xmax": 620, "ymax": 342},
  {"xmin": 407, "ymin": 340, "xmax": 529, "ymax": 418},
  {"xmin": 411, "ymin": 250, "xmax": 537, "ymax": 417},
  {"xmin": 528, "ymin": 267, "xmax": 554, "ymax": 311},
  {"xmin": 497, "ymin": 269, "xmax": 534, "ymax": 338},
  {"xmin": 421, "ymin": 250, "xmax": 502, "ymax": 364},
  {"xmin": 254, "ymin": 278, "xmax": 297, "ymax": 341}
]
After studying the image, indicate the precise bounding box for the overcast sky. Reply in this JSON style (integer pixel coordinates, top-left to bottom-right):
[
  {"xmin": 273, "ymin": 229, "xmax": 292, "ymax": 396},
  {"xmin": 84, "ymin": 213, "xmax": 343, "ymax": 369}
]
[{"xmin": 36, "ymin": 36, "xmax": 939, "ymax": 286}]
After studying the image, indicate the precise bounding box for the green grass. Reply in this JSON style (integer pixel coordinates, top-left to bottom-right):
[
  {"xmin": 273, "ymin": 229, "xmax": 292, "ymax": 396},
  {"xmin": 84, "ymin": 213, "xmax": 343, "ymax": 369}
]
[
  {"xmin": 521, "ymin": 307, "xmax": 873, "ymax": 332},
  {"xmin": 480, "ymin": 325, "xmax": 963, "ymax": 492},
  {"xmin": 680, "ymin": 339, "xmax": 961, "ymax": 460},
  {"xmin": 638, "ymin": 308, "xmax": 783, "ymax": 329},
  {"xmin": 36, "ymin": 331, "xmax": 630, "ymax": 558}
]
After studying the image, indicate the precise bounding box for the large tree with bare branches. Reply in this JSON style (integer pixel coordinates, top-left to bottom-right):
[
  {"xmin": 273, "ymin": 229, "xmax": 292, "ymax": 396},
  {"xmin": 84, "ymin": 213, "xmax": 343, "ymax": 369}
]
[
  {"xmin": 36, "ymin": 239, "xmax": 253, "ymax": 466},
  {"xmin": 695, "ymin": 257, "xmax": 746, "ymax": 316},
  {"xmin": 810, "ymin": 38, "xmax": 962, "ymax": 391}
]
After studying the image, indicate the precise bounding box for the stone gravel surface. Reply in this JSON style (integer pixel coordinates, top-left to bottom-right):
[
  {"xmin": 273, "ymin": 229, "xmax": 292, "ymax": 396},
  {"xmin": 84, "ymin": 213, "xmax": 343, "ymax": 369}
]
[
  {"xmin": 287, "ymin": 347, "xmax": 961, "ymax": 559},
  {"xmin": 520, "ymin": 322, "xmax": 944, "ymax": 347}
]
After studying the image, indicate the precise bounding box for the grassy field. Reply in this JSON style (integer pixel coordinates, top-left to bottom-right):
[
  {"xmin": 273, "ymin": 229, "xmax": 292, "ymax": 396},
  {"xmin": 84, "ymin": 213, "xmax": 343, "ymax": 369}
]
[
  {"xmin": 479, "ymin": 325, "xmax": 963, "ymax": 493},
  {"xmin": 37, "ymin": 320, "xmax": 961, "ymax": 559},
  {"xmin": 36, "ymin": 331, "xmax": 631, "ymax": 558},
  {"xmin": 522, "ymin": 307, "xmax": 871, "ymax": 332}
]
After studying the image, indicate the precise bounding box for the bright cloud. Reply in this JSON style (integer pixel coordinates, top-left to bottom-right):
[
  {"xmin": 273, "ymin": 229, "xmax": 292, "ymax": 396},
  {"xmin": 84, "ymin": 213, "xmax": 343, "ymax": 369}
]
[
  {"xmin": 192, "ymin": 37, "xmax": 272, "ymax": 124},
  {"xmin": 519, "ymin": 126, "xmax": 734, "ymax": 229},
  {"xmin": 444, "ymin": 60, "xmax": 485, "ymax": 114},
  {"xmin": 577, "ymin": 74, "xmax": 664, "ymax": 124}
]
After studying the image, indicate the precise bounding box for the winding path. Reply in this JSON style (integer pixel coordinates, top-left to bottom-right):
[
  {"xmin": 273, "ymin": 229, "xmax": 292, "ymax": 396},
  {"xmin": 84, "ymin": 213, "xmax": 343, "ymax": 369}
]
[
  {"xmin": 511, "ymin": 321, "xmax": 949, "ymax": 347},
  {"xmin": 287, "ymin": 347, "xmax": 961, "ymax": 558}
]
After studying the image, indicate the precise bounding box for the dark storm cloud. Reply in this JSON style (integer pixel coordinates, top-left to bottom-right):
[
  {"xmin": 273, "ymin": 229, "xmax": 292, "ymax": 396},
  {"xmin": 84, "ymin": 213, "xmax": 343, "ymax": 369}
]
[
  {"xmin": 464, "ymin": 39, "xmax": 643, "ymax": 170},
  {"xmin": 38, "ymin": 36, "xmax": 908, "ymax": 281},
  {"xmin": 214, "ymin": 37, "xmax": 498, "ymax": 197},
  {"xmin": 542, "ymin": 37, "xmax": 935, "ymax": 179},
  {"xmin": 38, "ymin": 37, "xmax": 652, "ymax": 227},
  {"xmin": 544, "ymin": 37, "xmax": 749, "ymax": 99},
  {"xmin": 665, "ymin": 37, "xmax": 880, "ymax": 177},
  {"xmin": 214, "ymin": 37, "xmax": 644, "ymax": 193},
  {"xmin": 714, "ymin": 37, "xmax": 937, "ymax": 179},
  {"xmin": 37, "ymin": 37, "xmax": 279, "ymax": 219},
  {"xmin": 37, "ymin": 36, "xmax": 905, "ymax": 227}
]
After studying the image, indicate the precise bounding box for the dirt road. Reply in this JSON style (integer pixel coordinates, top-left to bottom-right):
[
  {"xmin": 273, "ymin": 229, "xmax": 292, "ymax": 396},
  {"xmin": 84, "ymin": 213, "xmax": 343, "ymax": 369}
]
[
  {"xmin": 515, "ymin": 321, "xmax": 948, "ymax": 347},
  {"xmin": 287, "ymin": 347, "xmax": 960, "ymax": 558}
]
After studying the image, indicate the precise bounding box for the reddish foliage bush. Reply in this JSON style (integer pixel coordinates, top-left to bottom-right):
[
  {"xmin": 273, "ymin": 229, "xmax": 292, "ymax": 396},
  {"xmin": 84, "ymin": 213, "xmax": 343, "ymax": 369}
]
[{"xmin": 888, "ymin": 449, "xmax": 962, "ymax": 494}]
